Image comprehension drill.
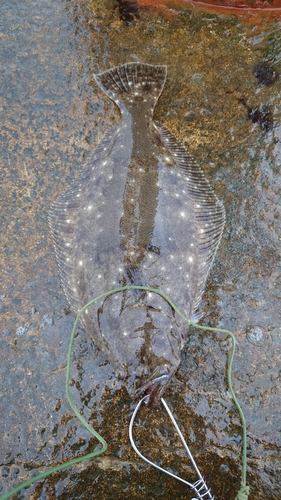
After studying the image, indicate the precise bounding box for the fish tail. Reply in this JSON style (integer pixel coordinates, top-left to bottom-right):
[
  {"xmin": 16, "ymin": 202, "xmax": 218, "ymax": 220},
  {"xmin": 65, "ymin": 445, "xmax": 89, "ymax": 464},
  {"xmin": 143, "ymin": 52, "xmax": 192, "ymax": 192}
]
[{"xmin": 94, "ymin": 62, "xmax": 167, "ymax": 109}]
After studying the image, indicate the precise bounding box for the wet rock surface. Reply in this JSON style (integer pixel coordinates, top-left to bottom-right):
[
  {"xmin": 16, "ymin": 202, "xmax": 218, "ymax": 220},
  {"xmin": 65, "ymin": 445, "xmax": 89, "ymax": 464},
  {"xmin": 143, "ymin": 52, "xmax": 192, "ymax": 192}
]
[{"xmin": 1, "ymin": 0, "xmax": 281, "ymax": 498}]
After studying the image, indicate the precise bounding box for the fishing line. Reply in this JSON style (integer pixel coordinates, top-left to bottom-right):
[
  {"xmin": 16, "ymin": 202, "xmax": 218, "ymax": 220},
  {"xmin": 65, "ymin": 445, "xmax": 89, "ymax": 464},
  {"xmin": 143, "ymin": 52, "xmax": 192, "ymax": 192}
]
[{"xmin": 0, "ymin": 285, "xmax": 249, "ymax": 500}]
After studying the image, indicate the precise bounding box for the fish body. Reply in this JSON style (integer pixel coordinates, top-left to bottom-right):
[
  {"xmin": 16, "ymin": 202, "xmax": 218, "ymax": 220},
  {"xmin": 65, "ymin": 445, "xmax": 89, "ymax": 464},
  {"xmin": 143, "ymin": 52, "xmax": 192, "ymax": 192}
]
[{"xmin": 49, "ymin": 63, "xmax": 225, "ymax": 405}]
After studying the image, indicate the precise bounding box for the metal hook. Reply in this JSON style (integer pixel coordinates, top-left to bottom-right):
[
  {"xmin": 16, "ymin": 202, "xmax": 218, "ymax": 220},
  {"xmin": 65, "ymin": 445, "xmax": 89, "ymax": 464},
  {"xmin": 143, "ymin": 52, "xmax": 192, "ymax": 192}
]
[{"xmin": 129, "ymin": 395, "xmax": 214, "ymax": 500}]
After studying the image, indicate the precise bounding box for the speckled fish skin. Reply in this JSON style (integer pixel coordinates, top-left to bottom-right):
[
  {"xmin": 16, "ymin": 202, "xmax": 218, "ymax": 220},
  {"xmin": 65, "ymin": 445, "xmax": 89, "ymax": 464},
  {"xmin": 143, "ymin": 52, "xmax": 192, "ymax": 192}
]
[{"xmin": 49, "ymin": 63, "xmax": 225, "ymax": 406}]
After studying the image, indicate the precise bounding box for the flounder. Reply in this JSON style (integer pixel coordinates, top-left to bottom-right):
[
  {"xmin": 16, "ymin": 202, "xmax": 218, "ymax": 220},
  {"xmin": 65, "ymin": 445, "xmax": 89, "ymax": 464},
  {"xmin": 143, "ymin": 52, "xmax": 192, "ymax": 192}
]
[{"xmin": 49, "ymin": 63, "xmax": 225, "ymax": 405}]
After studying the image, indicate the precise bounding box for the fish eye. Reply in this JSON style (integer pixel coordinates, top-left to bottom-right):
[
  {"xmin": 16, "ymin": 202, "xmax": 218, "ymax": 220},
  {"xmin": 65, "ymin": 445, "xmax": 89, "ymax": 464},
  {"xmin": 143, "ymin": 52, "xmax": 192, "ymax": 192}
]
[{"xmin": 147, "ymin": 305, "xmax": 157, "ymax": 311}]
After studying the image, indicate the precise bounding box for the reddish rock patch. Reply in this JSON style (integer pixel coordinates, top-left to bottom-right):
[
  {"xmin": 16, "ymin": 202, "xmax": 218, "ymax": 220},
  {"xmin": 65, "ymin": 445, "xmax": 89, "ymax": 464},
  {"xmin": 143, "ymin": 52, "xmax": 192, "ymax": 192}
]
[{"xmin": 136, "ymin": 0, "xmax": 281, "ymax": 21}]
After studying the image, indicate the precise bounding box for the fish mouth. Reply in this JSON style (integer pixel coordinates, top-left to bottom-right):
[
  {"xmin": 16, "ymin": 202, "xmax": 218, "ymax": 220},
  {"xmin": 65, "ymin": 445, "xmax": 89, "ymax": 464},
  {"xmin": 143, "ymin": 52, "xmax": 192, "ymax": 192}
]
[{"xmin": 135, "ymin": 372, "xmax": 173, "ymax": 407}]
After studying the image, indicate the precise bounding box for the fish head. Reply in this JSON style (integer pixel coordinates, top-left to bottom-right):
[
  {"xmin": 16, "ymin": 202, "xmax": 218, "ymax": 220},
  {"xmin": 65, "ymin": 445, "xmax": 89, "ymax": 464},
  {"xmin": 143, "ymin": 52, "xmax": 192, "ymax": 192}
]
[
  {"xmin": 119, "ymin": 302, "xmax": 183, "ymax": 406},
  {"xmin": 97, "ymin": 294, "xmax": 184, "ymax": 406}
]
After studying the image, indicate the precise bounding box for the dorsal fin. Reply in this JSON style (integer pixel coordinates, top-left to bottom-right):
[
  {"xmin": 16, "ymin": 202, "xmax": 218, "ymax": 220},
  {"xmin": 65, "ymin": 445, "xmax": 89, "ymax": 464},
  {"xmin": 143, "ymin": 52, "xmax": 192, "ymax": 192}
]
[
  {"xmin": 157, "ymin": 123, "xmax": 225, "ymax": 312},
  {"xmin": 94, "ymin": 62, "xmax": 167, "ymax": 110},
  {"xmin": 48, "ymin": 124, "xmax": 121, "ymax": 315}
]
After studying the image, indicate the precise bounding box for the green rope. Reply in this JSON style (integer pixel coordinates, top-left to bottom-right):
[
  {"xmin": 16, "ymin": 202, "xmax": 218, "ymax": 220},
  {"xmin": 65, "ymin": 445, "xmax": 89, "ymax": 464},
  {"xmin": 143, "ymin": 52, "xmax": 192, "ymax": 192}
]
[
  {"xmin": 0, "ymin": 285, "xmax": 249, "ymax": 499},
  {"xmin": 235, "ymin": 485, "xmax": 250, "ymax": 500},
  {"xmin": 0, "ymin": 297, "xmax": 108, "ymax": 500}
]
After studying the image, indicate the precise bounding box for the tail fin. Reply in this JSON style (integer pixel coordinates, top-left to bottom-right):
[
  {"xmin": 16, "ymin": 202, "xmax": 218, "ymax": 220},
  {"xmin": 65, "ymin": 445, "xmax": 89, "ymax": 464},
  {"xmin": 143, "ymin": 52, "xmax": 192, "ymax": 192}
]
[{"xmin": 94, "ymin": 62, "xmax": 167, "ymax": 110}]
